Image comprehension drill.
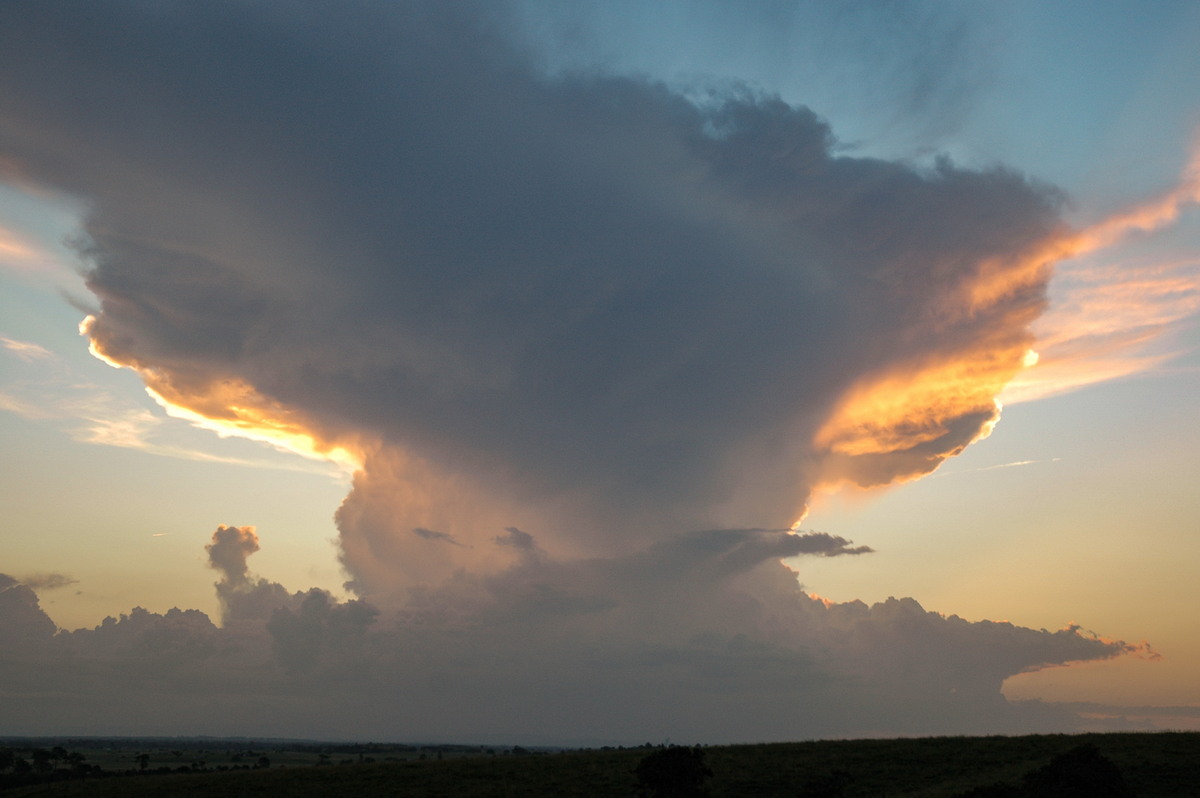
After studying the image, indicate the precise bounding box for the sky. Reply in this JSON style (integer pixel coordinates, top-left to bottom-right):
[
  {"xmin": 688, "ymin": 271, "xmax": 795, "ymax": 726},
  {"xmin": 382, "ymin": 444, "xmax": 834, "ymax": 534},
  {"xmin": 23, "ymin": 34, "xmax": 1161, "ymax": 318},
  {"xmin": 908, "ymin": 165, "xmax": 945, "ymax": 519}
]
[{"xmin": 1, "ymin": 0, "xmax": 1198, "ymax": 744}]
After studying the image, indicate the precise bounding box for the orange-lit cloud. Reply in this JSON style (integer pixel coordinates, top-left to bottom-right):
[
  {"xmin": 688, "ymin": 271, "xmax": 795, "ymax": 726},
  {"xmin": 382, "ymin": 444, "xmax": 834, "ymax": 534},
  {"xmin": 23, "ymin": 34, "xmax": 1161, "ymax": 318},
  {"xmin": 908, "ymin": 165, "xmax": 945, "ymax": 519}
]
[
  {"xmin": 809, "ymin": 243, "xmax": 1054, "ymax": 491},
  {"xmin": 815, "ymin": 140, "xmax": 1200, "ymax": 493},
  {"xmin": 1, "ymin": 323, "xmax": 343, "ymax": 474},
  {"xmin": 144, "ymin": 383, "xmax": 362, "ymax": 474},
  {"xmin": 81, "ymin": 316, "xmax": 361, "ymax": 473}
]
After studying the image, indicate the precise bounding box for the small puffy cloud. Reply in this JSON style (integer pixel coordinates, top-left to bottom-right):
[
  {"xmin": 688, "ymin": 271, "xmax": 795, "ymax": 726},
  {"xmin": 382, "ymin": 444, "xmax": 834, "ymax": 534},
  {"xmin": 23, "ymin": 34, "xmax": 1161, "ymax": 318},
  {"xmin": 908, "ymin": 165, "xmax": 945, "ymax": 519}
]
[
  {"xmin": 205, "ymin": 524, "xmax": 260, "ymax": 584},
  {"xmin": 205, "ymin": 524, "xmax": 293, "ymax": 623}
]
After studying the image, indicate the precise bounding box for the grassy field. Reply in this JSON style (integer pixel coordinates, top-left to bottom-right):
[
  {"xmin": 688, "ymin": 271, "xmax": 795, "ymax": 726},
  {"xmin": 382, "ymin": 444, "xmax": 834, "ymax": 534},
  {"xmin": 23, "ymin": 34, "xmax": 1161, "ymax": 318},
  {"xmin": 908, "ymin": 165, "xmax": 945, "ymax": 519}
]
[{"xmin": 2, "ymin": 731, "xmax": 1198, "ymax": 797}]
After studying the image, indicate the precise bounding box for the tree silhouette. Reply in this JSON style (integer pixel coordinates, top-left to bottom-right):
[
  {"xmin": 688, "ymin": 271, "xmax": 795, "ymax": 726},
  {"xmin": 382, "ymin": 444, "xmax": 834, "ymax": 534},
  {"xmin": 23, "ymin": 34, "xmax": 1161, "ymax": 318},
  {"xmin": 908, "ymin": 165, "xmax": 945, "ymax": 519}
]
[
  {"xmin": 30, "ymin": 749, "xmax": 52, "ymax": 774},
  {"xmin": 635, "ymin": 746, "xmax": 713, "ymax": 798},
  {"xmin": 1023, "ymin": 744, "xmax": 1132, "ymax": 798}
]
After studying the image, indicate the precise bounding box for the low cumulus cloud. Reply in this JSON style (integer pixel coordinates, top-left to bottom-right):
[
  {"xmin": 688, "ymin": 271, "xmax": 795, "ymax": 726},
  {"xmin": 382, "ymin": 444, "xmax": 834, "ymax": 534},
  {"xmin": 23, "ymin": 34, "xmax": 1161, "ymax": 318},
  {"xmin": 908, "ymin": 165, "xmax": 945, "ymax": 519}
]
[
  {"xmin": 0, "ymin": 531, "xmax": 1142, "ymax": 741},
  {"xmin": 0, "ymin": 1, "xmax": 1140, "ymax": 741}
]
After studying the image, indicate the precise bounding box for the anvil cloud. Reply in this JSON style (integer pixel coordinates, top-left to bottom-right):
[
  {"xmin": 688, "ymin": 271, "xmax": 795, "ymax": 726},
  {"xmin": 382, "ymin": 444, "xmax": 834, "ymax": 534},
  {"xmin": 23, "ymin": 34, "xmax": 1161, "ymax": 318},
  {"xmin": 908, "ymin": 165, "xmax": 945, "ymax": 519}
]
[{"xmin": 0, "ymin": 0, "xmax": 1138, "ymax": 741}]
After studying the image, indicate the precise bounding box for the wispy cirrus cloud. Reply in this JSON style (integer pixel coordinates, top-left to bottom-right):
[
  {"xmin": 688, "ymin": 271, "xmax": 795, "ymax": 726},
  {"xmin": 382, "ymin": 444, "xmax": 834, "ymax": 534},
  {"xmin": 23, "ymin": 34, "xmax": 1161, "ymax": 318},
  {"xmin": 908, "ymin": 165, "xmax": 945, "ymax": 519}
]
[
  {"xmin": 1005, "ymin": 253, "xmax": 1200, "ymax": 402},
  {"xmin": 0, "ymin": 337, "xmax": 344, "ymax": 475},
  {"xmin": 1002, "ymin": 141, "xmax": 1200, "ymax": 403},
  {"xmin": 1, "ymin": 335, "xmax": 53, "ymax": 361},
  {"xmin": 18, "ymin": 573, "xmax": 78, "ymax": 591}
]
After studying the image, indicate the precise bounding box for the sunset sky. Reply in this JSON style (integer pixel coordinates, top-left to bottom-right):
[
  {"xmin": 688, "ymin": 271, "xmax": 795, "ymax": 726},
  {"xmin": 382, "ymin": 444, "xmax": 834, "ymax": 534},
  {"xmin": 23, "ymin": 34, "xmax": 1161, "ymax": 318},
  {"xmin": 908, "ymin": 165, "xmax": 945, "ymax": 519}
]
[{"xmin": 2, "ymin": 1, "xmax": 1199, "ymax": 743}]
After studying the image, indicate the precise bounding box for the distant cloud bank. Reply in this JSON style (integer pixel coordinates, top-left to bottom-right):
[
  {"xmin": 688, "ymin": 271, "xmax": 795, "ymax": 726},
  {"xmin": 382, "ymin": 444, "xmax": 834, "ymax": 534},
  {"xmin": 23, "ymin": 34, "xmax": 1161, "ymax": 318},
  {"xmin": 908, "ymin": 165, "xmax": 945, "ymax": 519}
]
[{"xmin": 0, "ymin": 527, "xmax": 1135, "ymax": 741}]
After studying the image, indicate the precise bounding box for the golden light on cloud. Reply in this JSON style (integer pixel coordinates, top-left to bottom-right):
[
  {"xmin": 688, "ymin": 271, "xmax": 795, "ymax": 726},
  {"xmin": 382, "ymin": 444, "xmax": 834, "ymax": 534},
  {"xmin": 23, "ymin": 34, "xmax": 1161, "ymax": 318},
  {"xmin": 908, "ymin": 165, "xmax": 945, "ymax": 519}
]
[
  {"xmin": 81, "ymin": 318, "xmax": 361, "ymax": 473},
  {"xmin": 810, "ymin": 336, "xmax": 1025, "ymax": 492},
  {"xmin": 813, "ymin": 137, "xmax": 1200, "ymax": 496},
  {"xmin": 78, "ymin": 315, "xmax": 126, "ymax": 369},
  {"xmin": 815, "ymin": 356, "xmax": 1010, "ymax": 458},
  {"xmin": 143, "ymin": 384, "xmax": 361, "ymax": 474}
]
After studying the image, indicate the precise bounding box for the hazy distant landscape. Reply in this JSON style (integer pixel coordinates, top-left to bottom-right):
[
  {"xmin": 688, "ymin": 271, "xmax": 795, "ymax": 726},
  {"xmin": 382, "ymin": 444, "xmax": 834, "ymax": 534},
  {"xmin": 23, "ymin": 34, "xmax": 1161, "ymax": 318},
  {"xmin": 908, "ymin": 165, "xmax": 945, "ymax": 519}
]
[{"xmin": 3, "ymin": 732, "xmax": 1198, "ymax": 796}]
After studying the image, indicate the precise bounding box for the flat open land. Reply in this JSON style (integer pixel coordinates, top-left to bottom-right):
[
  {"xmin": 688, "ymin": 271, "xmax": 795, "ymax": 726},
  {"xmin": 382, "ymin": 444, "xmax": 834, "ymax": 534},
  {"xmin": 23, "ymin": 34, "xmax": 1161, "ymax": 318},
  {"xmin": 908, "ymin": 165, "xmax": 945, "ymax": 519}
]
[{"xmin": 3, "ymin": 731, "xmax": 1198, "ymax": 797}]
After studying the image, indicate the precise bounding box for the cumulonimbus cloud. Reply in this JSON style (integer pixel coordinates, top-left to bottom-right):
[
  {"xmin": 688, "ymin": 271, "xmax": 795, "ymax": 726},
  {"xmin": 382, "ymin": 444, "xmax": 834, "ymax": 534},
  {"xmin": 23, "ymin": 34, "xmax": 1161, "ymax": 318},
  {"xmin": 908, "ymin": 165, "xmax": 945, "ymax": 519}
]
[
  {"xmin": 0, "ymin": 0, "xmax": 1153, "ymax": 741},
  {"xmin": 1, "ymin": 0, "xmax": 1063, "ymax": 589}
]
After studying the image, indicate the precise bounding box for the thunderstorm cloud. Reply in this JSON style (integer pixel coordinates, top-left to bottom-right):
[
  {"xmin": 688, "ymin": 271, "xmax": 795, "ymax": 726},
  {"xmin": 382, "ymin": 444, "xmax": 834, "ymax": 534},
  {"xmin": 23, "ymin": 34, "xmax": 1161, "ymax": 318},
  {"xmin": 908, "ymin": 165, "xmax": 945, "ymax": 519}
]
[{"xmin": 0, "ymin": 1, "xmax": 1131, "ymax": 741}]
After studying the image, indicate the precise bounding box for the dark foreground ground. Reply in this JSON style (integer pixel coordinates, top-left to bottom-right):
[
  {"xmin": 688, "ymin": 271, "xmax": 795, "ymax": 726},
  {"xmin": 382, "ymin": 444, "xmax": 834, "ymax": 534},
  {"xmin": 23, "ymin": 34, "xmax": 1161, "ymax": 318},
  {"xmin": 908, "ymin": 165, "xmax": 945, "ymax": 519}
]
[{"xmin": 2, "ymin": 731, "xmax": 1198, "ymax": 797}]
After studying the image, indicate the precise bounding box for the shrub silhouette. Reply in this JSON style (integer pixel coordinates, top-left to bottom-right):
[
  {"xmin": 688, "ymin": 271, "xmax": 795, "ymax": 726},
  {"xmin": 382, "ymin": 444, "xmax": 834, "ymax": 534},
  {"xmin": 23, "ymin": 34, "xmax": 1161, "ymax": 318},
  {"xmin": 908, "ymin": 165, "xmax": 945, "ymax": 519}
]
[
  {"xmin": 955, "ymin": 743, "xmax": 1133, "ymax": 798},
  {"xmin": 635, "ymin": 745, "xmax": 713, "ymax": 798},
  {"xmin": 1022, "ymin": 744, "xmax": 1132, "ymax": 798}
]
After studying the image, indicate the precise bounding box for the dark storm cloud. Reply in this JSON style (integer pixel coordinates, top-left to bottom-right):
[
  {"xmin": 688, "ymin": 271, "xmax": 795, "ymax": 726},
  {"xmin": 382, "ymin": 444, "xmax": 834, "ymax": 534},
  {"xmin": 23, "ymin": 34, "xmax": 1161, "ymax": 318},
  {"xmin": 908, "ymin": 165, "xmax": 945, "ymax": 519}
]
[
  {"xmin": 0, "ymin": 0, "xmax": 1062, "ymax": 582},
  {"xmin": 0, "ymin": 1, "xmax": 1111, "ymax": 742}
]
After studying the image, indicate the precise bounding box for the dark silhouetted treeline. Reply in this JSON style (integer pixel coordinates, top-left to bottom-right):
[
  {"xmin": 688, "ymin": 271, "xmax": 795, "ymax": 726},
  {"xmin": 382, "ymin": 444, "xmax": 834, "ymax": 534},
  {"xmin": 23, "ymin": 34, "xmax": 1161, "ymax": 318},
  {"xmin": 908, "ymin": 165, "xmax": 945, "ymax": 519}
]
[{"xmin": 2, "ymin": 731, "xmax": 1198, "ymax": 796}]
